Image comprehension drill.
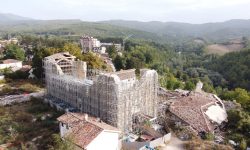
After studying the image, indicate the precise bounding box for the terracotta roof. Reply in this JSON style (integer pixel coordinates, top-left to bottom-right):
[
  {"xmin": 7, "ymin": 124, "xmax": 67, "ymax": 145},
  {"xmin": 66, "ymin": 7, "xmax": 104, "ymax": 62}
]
[
  {"xmin": 169, "ymin": 92, "xmax": 218, "ymax": 133},
  {"xmin": 2, "ymin": 59, "xmax": 21, "ymax": 64},
  {"xmin": 67, "ymin": 121, "xmax": 103, "ymax": 149},
  {"xmin": 57, "ymin": 113, "xmax": 120, "ymax": 149}
]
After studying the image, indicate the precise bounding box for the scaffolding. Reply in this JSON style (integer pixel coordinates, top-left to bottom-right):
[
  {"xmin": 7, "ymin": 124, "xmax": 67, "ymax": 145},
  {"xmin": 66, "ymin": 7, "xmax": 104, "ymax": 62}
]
[{"xmin": 43, "ymin": 52, "xmax": 158, "ymax": 132}]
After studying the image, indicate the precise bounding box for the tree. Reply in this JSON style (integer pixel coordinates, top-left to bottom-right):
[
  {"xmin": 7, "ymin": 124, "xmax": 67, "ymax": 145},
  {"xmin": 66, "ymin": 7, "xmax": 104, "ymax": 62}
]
[
  {"xmin": 4, "ymin": 44, "xmax": 25, "ymax": 61},
  {"xmin": 62, "ymin": 43, "xmax": 82, "ymax": 58},
  {"xmin": 49, "ymin": 134, "xmax": 74, "ymax": 150},
  {"xmin": 114, "ymin": 55, "xmax": 125, "ymax": 71},
  {"xmin": 107, "ymin": 45, "xmax": 117, "ymax": 59},
  {"xmin": 32, "ymin": 46, "xmax": 52, "ymax": 78},
  {"xmin": 239, "ymin": 138, "xmax": 247, "ymax": 150},
  {"xmin": 184, "ymin": 81, "xmax": 195, "ymax": 90}
]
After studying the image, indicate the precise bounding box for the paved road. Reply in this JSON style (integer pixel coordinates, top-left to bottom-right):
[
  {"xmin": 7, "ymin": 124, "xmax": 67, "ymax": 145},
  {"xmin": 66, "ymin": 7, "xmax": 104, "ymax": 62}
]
[{"xmin": 0, "ymin": 91, "xmax": 44, "ymax": 106}]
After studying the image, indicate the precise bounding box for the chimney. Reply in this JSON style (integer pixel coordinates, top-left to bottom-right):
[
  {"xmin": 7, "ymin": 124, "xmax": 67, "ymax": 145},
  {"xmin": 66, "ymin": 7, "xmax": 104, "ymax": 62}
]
[{"xmin": 85, "ymin": 114, "xmax": 88, "ymax": 121}]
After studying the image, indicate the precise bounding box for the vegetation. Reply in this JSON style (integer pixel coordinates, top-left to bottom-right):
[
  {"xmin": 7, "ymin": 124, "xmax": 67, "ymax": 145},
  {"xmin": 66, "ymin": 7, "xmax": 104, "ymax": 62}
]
[
  {"xmin": 3, "ymin": 44, "xmax": 25, "ymax": 61},
  {"xmin": 0, "ymin": 79, "xmax": 42, "ymax": 96},
  {"xmin": 0, "ymin": 98, "xmax": 64, "ymax": 149},
  {"xmin": 206, "ymin": 49, "xmax": 250, "ymax": 90},
  {"xmin": 184, "ymin": 140, "xmax": 233, "ymax": 150},
  {"xmin": 27, "ymin": 36, "xmax": 106, "ymax": 78}
]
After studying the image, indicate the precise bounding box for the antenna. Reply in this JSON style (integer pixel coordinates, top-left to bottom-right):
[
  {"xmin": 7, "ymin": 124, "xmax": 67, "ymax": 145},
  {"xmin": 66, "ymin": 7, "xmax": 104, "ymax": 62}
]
[{"xmin": 122, "ymin": 33, "xmax": 133, "ymax": 51}]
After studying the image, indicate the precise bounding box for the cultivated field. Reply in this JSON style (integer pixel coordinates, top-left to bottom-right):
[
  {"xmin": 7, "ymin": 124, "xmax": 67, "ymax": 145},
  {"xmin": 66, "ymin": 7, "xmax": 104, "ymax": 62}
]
[{"xmin": 205, "ymin": 43, "xmax": 244, "ymax": 55}]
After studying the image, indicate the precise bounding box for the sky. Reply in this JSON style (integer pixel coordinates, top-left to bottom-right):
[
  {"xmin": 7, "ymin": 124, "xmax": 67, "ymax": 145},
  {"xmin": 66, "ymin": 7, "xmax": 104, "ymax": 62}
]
[{"xmin": 0, "ymin": 0, "xmax": 250, "ymax": 23}]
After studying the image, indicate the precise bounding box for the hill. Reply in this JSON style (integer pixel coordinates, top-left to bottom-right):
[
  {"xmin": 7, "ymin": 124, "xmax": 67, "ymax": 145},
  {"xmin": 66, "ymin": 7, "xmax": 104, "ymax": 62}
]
[
  {"xmin": 102, "ymin": 19, "xmax": 250, "ymax": 42},
  {"xmin": 0, "ymin": 13, "xmax": 32, "ymax": 22},
  {"xmin": 1, "ymin": 14, "xmax": 250, "ymax": 46},
  {"xmin": 0, "ymin": 20, "xmax": 163, "ymax": 42}
]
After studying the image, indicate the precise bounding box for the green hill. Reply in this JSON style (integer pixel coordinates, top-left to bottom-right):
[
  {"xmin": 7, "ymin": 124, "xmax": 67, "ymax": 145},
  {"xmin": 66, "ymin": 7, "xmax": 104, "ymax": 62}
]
[
  {"xmin": 0, "ymin": 20, "xmax": 164, "ymax": 42},
  {"xmin": 102, "ymin": 19, "xmax": 250, "ymax": 42},
  {"xmin": 0, "ymin": 13, "xmax": 32, "ymax": 22}
]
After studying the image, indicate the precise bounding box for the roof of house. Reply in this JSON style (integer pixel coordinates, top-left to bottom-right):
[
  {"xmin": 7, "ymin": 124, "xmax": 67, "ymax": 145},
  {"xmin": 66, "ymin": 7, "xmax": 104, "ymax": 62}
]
[
  {"xmin": 1, "ymin": 59, "xmax": 21, "ymax": 64},
  {"xmin": 67, "ymin": 121, "xmax": 103, "ymax": 149},
  {"xmin": 169, "ymin": 92, "xmax": 222, "ymax": 133},
  {"xmin": 57, "ymin": 113, "xmax": 120, "ymax": 149}
]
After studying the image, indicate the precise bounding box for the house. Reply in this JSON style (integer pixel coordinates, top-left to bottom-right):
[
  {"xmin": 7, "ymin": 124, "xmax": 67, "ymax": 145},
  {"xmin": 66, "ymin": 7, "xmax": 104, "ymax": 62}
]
[
  {"xmin": 168, "ymin": 91, "xmax": 227, "ymax": 134},
  {"xmin": 0, "ymin": 59, "xmax": 22, "ymax": 71},
  {"xmin": 57, "ymin": 113, "xmax": 121, "ymax": 150}
]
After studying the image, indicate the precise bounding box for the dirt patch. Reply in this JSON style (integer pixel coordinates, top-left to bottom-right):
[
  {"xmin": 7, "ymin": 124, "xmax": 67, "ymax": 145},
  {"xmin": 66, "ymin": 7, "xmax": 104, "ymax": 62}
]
[
  {"xmin": 0, "ymin": 98, "xmax": 63, "ymax": 150},
  {"xmin": 205, "ymin": 43, "xmax": 244, "ymax": 55}
]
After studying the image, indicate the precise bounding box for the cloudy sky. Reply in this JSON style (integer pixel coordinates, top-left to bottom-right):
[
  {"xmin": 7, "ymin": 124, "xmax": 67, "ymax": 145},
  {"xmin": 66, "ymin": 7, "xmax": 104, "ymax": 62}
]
[{"xmin": 0, "ymin": 0, "xmax": 249, "ymax": 23}]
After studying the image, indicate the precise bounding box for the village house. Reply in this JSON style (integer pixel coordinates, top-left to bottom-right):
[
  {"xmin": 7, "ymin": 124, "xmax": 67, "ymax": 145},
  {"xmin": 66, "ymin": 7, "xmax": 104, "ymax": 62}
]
[
  {"xmin": 167, "ymin": 91, "xmax": 228, "ymax": 134},
  {"xmin": 0, "ymin": 59, "xmax": 22, "ymax": 71},
  {"xmin": 57, "ymin": 113, "xmax": 121, "ymax": 150}
]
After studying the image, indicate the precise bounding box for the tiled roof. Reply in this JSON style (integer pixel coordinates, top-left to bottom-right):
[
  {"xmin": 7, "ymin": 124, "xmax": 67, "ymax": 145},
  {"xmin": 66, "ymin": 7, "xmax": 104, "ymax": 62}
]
[
  {"xmin": 169, "ymin": 92, "xmax": 218, "ymax": 133},
  {"xmin": 57, "ymin": 113, "xmax": 120, "ymax": 149},
  {"xmin": 2, "ymin": 59, "xmax": 21, "ymax": 64},
  {"xmin": 67, "ymin": 121, "xmax": 103, "ymax": 149}
]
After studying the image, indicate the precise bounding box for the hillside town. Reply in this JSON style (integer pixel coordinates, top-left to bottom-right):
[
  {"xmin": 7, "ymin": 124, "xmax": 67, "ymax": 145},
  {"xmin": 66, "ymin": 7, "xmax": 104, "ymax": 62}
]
[{"xmin": 0, "ymin": 34, "xmax": 244, "ymax": 150}]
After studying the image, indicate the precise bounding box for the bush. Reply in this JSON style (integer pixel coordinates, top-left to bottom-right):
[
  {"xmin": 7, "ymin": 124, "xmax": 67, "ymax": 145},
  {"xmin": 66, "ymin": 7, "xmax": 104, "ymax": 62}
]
[
  {"xmin": 1, "ymin": 85, "xmax": 13, "ymax": 94},
  {"xmin": 19, "ymin": 83, "xmax": 40, "ymax": 93},
  {"xmin": 5, "ymin": 70, "xmax": 29, "ymax": 79}
]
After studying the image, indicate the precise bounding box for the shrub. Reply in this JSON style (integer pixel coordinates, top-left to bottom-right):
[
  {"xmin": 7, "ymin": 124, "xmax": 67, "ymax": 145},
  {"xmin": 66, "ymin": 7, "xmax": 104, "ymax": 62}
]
[
  {"xmin": 19, "ymin": 83, "xmax": 40, "ymax": 93},
  {"xmin": 1, "ymin": 85, "xmax": 13, "ymax": 94},
  {"xmin": 5, "ymin": 70, "xmax": 29, "ymax": 79}
]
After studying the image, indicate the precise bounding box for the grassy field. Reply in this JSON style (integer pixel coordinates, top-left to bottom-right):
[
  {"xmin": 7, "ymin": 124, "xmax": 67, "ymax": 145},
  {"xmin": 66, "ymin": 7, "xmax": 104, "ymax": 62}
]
[
  {"xmin": 205, "ymin": 43, "xmax": 244, "ymax": 55},
  {"xmin": 0, "ymin": 79, "xmax": 43, "ymax": 96},
  {"xmin": 0, "ymin": 98, "xmax": 64, "ymax": 150}
]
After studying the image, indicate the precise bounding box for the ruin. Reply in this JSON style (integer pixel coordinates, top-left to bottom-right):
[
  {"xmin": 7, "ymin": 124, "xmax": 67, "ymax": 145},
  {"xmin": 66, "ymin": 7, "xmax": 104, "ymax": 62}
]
[{"xmin": 43, "ymin": 52, "xmax": 158, "ymax": 132}]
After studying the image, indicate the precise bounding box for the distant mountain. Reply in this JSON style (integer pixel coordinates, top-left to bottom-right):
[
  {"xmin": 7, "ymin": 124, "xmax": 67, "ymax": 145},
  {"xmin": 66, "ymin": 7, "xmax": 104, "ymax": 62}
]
[
  {"xmin": 0, "ymin": 19, "xmax": 163, "ymax": 42},
  {"xmin": 1, "ymin": 13, "xmax": 250, "ymax": 44},
  {"xmin": 0, "ymin": 13, "xmax": 32, "ymax": 22},
  {"xmin": 101, "ymin": 19, "xmax": 250, "ymax": 42}
]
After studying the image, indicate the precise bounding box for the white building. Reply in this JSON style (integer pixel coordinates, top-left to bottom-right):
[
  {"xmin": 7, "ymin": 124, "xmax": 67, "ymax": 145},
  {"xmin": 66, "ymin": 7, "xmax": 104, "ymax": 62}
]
[
  {"xmin": 57, "ymin": 113, "xmax": 121, "ymax": 150},
  {"xmin": 80, "ymin": 36, "xmax": 122, "ymax": 54},
  {"xmin": 0, "ymin": 59, "xmax": 22, "ymax": 71},
  {"xmin": 80, "ymin": 36, "xmax": 101, "ymax": 53}
]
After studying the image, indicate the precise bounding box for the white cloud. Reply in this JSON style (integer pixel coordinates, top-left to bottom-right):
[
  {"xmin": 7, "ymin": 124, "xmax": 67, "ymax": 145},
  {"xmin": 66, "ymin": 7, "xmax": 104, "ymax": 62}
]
[{"xmin": 1, "ymin": 0, "xmax": 250, "ymax": 23}]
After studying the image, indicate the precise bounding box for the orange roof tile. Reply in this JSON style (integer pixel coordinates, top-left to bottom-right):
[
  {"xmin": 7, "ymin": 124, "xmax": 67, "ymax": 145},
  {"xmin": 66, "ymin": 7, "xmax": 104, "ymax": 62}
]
[
  {"xmin": 169, "ymin": 92, "xmax": 218, "ymax": 133},
  {"xmin": 57, "ymin": 113, "xmax": 120, "ymax": 149}
]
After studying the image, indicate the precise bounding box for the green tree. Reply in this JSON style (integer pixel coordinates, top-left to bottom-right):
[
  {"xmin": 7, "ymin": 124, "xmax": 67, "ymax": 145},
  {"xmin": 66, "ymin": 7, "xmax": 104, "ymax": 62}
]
[
  {"xmin": 4, "ymin": 44, "xmax": 25, "ymax": 61},
  {"xmin": 107, "ymin": 45, "xmax": 117, "ymax": 59},
  {"xmin": 184, "ymin": 81, "xmax": 195, "ymax": 90},
  {"xmin": 62, "ymin": 43, "xmax": 82, "ymax": 58},
  {"xmin": 239, "ymin": 138, "xmax": 247, "ymax": 150},
  {"xmin": 49, "ymin": 134, "xmax": 74, "ymax": 150},
  {"xmin": 114, "ymin": 55, "xmax": 125, "ymax": 71}
]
